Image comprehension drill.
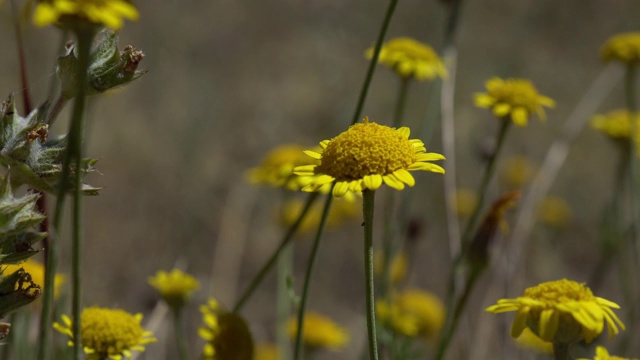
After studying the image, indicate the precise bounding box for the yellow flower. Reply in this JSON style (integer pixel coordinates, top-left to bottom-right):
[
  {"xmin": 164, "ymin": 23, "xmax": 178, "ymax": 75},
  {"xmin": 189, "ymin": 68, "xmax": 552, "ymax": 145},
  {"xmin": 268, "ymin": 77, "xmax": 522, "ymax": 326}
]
[
  {"xmin": 199, "ymin": 298, "xmax": 254, "ymax": 359},
  {"xmin": 280, "ymin": 196, "xmax": 360, "ymax": 234},
  {"xmin": 501, "ymin": 155, "xmax": 535, "ymax": 188},
  {"xmin": 474, "ymin": 77, "xmax": 555, "ymax": 126},
  {"xmin": 3, "ymin": 259, "xmax": 65, "ymax": 300},
  {"xmin": 247, "ymin": 144, "xmax": 319, "ymax": 191},
  {"xmin": 148, "ymin": 269, "xmax": 199, "ymax": 309},
  {"xmin": 33, "ymin": 0, "xmax": 139, "ymax": 30},
  {"xmin": 451, "ymin": 188, "xmax": 478, "ymax": 218},
  {"xmin": 365, "ymin": 37, "xmax": 447, "ymax": 80},
  {"xmin": 601, "ymin": 32, "xmax": 640, "ymax": 64},
  {"xmin": 53, "ymin": 307, "xmax": 156, "ymax": 360},
  {"xmin": 294, "ymin": 117, "xmax": 445, "ymax": 197},
  {"xmin": 538, "ymin": 196, "xmax": 572, "ymax": 228},
  {"xmin": 486, "ymin": 279, "xmax": 625, "ymax": 344},
  {"xmin": 514, "ymin": 328, "xmax": 553, "ymax": 355},
  {"xmin": 376, "ymin": 288, "xmax": 445, "ymax": 340},
  {"xmin": 254, "ymin": 343, "xmax": 279, "ymax": 360},
  {"xmin": 374, "ymin": 250, "xmax": 408, "ymax": 285},
  {"xmin": 287, "ymin": 311, "xmax": 349, "ymax": 350},
  {"xmin": 579, "ymin": 346, "xmax": 639, "ymax": 360}
]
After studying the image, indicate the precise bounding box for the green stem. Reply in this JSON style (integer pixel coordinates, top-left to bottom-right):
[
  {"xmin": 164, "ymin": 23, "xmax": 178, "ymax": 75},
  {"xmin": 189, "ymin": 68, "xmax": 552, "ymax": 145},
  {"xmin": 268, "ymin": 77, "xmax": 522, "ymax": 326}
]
[
  {"xmin": 173, "ymin": 308, "xmax": 190, "ymax": 360},
  {"xmin": 625, "ymin": 64, "xmax": 639, "ymax": 261},
  {"xmin": 552, "ymin": 342, "xmax": 571, "ymax": 360},
  {"xmin": 392, "ymin": 77, "xmax": 410, "ymax": 128},
  {"xmin": 351, "ymin": 0, "xmax": 398, "ymax": 126},
  {"xmin": 363, "ymin": 190, "xmax": 380, "ymax": 360},
  {"xmin": 276, "ymin": 242, "xmax": 293, "ymax": 360},
  {"xmin": 232, "ymin": 192, "xmax": 320, "ymax": 314},
  {"xmin": 293, "ymin": 192, "xmax": 333, "ymax": 360}
]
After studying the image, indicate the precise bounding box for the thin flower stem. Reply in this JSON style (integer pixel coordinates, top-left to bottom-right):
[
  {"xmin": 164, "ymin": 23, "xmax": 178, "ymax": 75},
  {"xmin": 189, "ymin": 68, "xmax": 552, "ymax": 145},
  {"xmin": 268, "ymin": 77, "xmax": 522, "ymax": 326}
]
[
  {"xmin": 293, "ymin": 192, "xmax": 334, "ymax": 360},
  {"xmin": 173, "ymin": 308, "xmax": 190, "ymax": 360},
  {"xmin": 552, "ymin": 342, "xmax": 570, "ymax": 360},
  {"xmin": 363, "ymin": 190, "xmax": 380, "ymax": 360},
  {"xmin": 625, "ymin": 64, "xmax": 640, "ymax": 261},
  {"xmin": 10, "ymin": 0, "xmax": 32, "ymax": 114},
  {"xmin": 351, "ymin": 0, "xmax": 398, "ymax": 126},
  {"xmin": 392, "ymin": 77, "xmax": 410, "ymax": 128},
  {"xmin": 232, "ymin": 192, "xmax": 320, "ymax": 314}
]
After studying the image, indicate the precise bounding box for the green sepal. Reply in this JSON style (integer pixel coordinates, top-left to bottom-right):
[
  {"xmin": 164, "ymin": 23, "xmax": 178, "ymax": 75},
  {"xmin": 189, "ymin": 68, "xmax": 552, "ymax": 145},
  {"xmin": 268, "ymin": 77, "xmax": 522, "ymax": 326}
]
[
  {"xmin": 0, "ymin": 268, "xmax": 40, "ymax": 318},
  {"xmin": 0, "ymin": 232, "xmax": 46, "ymax": 265}
]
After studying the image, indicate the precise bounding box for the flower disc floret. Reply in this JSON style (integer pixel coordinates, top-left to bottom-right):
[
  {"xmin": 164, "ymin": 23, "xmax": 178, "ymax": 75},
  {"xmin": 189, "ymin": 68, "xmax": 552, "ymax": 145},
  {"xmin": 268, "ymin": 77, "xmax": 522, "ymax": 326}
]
[
  {"xmin": 53, "ymin": 307, "xmax": 156, "ymax": 360},
  {"xmin": 366, "ymin": 37, "xmax": 447, "ymax": 80},
  {"xmin": 474, "ymin": 77, "xmax": 555, "ymax": 126},
  {"xmin": 486, "ymin": 279, "xmax": 625, "ymax": 344},
  {"xmin": 601, "ymin": 32, "xmax": 640, "ymax": 64},
  {"xmin": 33, "ymin": 0, "xmax": 139, "ymax": 30},
  {"xmin": 294, "ymin": 118, "xmax": 445, "ymax": 197}
]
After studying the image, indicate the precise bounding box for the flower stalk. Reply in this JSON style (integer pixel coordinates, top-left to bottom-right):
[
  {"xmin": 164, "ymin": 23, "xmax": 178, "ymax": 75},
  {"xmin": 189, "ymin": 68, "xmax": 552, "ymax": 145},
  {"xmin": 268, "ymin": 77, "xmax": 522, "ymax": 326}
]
[
  {"xmin": 363, "ymin": 190, "xmax": 380, "ymax": 360},
  {"xmin": 173, "ymin": 308, "xmax": 190, "ymax": 360}
]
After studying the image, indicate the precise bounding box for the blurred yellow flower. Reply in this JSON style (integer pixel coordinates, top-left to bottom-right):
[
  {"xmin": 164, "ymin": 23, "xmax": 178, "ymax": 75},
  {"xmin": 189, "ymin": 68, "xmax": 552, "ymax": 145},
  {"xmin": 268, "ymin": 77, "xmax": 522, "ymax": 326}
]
[
  {"xmin": 514, "ymin": 328, "xmax": 553, "ymax": 354},
  {"xmin": 254, "ymin": 343, "xmax": 279, "ymax": 360},
  {"xmin": 53, "ymin": 306, "xmax": 156, "ymax": 360},
  {"xmin": 280, "ymin": 196, "xmax": 359, "ymax": 234},
  {"xmin": 3, "ymin": 259, "xmax": 65, "ymax": 300},
  {"xmin": 501, "ymin": 155, "xmax": 535, "ymax": 188},
  {"xmin": 451, "ymin": 188, "xmax": 478, "ymax": 218},
  {"xmin": 199, "ymin": 298, "xmax": 254, "ymax": 359},
  {"xmin": 376, "ymin": 288, "xmax": 444, "ymax": 340},
  {"xmin": 33, "ymin": 0, "xmax": 139, "ymax": 30},
  {"xmin": 374, "ymin": 250, "xmax": 408, "ymax": 285},
  {"xmin": 486, "ymin": 279, "xmax": 624, "ymax": 344},
  {"xmin": 474, "ymin": 77, "xmax": 555, "ymax": 126},
  {"xmin": 579, "ymin": 346, "xmax": 638, "ymax": 360},
  {"xmin": 601, "ymin": 32, "xmax": 640, "ymax": 64},
  {"xmin": 148, "ymin": 269, "xmax": 199, "ymax": 309},
  {"xmin": 294, "ymin": 117, "xmax": 445, "ymax": 197},
  {"xmin": 591, "ymin": 110, "xmax": 640, "ymax": 157},
  {"xmin": 366, "ymin": 37, "xmax": 447, "ymax": 80},
  {"xmin": 247, "ymin": 144, "xmax": 319, "ymax": 191},
  {"xmin": 538, "ymin": 196, "xmax": 572, "ymax": 228},
  {"xmin": 287, "ymin": 311, "xmax": 349, "ymax": 350}
]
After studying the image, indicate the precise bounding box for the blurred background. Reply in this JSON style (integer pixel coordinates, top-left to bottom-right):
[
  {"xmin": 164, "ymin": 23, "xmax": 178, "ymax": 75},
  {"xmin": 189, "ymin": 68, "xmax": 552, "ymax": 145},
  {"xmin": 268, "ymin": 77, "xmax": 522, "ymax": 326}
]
[{"xmin": 1, "ymin": 0, "xmax": 640, "ymax": 358}]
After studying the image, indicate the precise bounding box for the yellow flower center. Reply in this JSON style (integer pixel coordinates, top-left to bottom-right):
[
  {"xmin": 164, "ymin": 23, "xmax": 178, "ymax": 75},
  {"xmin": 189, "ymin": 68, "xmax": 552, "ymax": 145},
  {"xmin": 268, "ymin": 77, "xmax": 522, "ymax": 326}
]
[
  {"xmin": 316, "ymin": 121, "xmax": 415, "ymax": 181},
  {"xmin": 81, "ymin": 307, "xmax": 147, "ymax": 356},
  {"xmin": 523, "ymin": 279, "xmax": 595, "ymax": 306},
  {"xmin": 486, "ymin": 78, "xmax": 544, "ymax": 110}
]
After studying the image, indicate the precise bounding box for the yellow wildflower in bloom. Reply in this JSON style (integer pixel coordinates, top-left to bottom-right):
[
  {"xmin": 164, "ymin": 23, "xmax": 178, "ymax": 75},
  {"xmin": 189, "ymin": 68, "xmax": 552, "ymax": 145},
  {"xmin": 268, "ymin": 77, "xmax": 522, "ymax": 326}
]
[
  {"xmin": 148, "ymin": 269, "xmax": 199, "ymax": 309},
  {"xmin": 254, "ymin": 343, "xmax": 279, "ymax": 360},
  {"xmin": 365, "ymin": 37, "xmax": 447, "ymax": 80},
  {"xmin": 53, "ymin": 307, "xmax": 156, "ymax": 360},
  {"xmin": 294, "ymin": 117, "xmax": 445, "ymax": 197},
  {"xmin": 280, "ymin": 196, "xmax": 359, "ymax": 233},
  {"xmin": 33, "ymin": 0, "xmax": 139, "ymax": 30},
  {"xmin": 3, "ymin": 259, "xmax": 65, "ymax": 300},
  {"xmin": 199, "ymin": 298, "xmax": 254, "ymax": 359},
  {"xmin": 486, "ymin": 279, "xmax": 625, "ymax": 344},
  {"xmin": 591, "ymin": 110, "xmax": 640, "ymax": 157},
  {"xmin": 376, "ymin": 288, "xmax": 444, "ymax": 340},
  {"xmin": 579, "ymin": 346, "xmax": 639, "ymax": 360},
  {"xmin": 247, "ymin": 144, "xmax": 319, "ymax": 191},
  {"xmin": 501, "ymin": 155, "xmax": 536, "ymax": 188},
  {"xmin": 514, "ymin": 328, "xmax": 553, "ymax": 355},
  {"xmin": 538, "ymin": 196, "xmax": 572, "ymax": 228},
  {"xmin": 374, "ymin": 250, "xmax": 408, "ymax": 285},
  {"xmin": 451, "ymin": 188, "xmax": 478, "ymax": 218},
  {"xmin": 287, "ymin": 311, "xmax": 349, "ymax": 350},
  {"xmin": 601, "ymin": 32, "xmax": 640, "ymax": 64},
  {"xmin": 474, "ymin": 77, "xmax": 555, "ymax": 126}
]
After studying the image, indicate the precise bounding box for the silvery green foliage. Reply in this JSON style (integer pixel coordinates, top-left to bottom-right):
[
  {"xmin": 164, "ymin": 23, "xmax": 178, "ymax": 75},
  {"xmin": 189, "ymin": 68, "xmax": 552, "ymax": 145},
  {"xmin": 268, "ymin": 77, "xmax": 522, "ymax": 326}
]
[
  {"xmin": 0, "ymin": 95, "xmax": 99, "ymax": 195},
  {"xmin": 58, "ymin": 29, "xmax": 147, "ymax": 99}
]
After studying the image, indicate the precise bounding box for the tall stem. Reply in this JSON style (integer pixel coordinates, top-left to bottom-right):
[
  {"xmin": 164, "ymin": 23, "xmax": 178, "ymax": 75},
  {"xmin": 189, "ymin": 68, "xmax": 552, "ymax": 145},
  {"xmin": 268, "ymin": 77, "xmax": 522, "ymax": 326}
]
[
  {"xmin": 293, "ymin": 193, "xmax": 333, "ymax": 360},
  {"xmin": 392, "ymin": 77, "xmax": 410, "ymax": 128},
  {"xmin": 173, "ymin": 308, "xmax": 190, "ymax": 360},
  {"xmin": 363, "ymin": 190, "xmax": 379, "ymax": 360},
  {"xmin": 351, "ymin": 0, "xmax": 398, "ymax": 126}
]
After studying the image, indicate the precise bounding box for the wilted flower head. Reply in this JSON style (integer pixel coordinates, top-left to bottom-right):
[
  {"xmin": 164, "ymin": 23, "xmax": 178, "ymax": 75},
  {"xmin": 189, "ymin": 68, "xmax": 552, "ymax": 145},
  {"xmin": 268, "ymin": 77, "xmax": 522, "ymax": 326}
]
[
  {"xmin": 33, "ymin": 0, "xmax": 139, "ymax": 30},
  {"xmin": 376, "ymin": 288, "xmax": 444, "ymax": 340},
  {"xmin": 486, "ymin": 279, "xmax": 625, "ymax": 344},
  {"xmin": 288, "ymin": 311, "xmax": 349, "ymax": 350},
  {"xmin": 601, "ymin": 32, "xmax": 640, "ymax": 64},
  {"xmin": 474, "ymin": 77, "xmax": 555, "ymax": 126},
  {"xmin": 294, "ymin": 117, "xmax": 445, "ymax": 197},
  {"xmin": 148, "ymin": 269, "xmax": 199, "ymax": 309},
  {"xmin": 3, "ymin": 259, "xmax": 65, "ymax": 300},
  {"xmin": 53, "ymin": 306, "xmax": 156, "ymax": 360},
  {"xmin": 366, "ymin": 37, "xmax": 447, "ymax": 80},
  {"xmin": 199, "ymin": 298, "xmax": 254, "ymax": 359}
]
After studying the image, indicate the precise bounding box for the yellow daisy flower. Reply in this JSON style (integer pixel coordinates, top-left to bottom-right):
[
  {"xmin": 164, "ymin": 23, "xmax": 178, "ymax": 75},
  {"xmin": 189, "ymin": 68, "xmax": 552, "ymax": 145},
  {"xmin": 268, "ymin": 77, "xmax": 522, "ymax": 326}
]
[
  {"xmin": 501, "ymin": 155, "xmax": 536, "ymax": 188},
  {"xmin": 376, "ymin": 288, "xmax": 445, "ymax": 340},
  {"xmin": 148, "ymin": 269, "xmax": 199, "ymax": 309},
  {"xmin": 247, "ymin": 144, "xmax": 319, "ymax": 191},
  {"xmin": 33, "ymin": 0, "xmax": 139, "ymax": 30},
  {"xmin": 451, "ymin": 188, "xmax": 478, "ymax": 218},
  {"xmin": 374, "ymin": 250, "xmax": 409, "ymax": 285},
  {"xmin": 486, "ymin": 279, "xmax": 625, "ymax": 344},
  {"xmin": 294, "ymin": 117, "xmax": 445, "ymax": 198},
  {"xmin": 287, "ymin": 311, "xmax": 349, "ymax": 350},
  {"xmin": 601, "ymin": 32, "xmax": 640, "ymax": 64},
  {"xmin": 538, "ymin": 196, "xmax": 572, "ymax": 228},
  {"xmin": 53, "ymin": 307, "xmax": 156, "ymax": 360},
  {"xmin": 199, "ymin": 298, "xmax": 254, "ymax": 359},
  {"xmin": 365, "ymin": 37, "xmax": 447, "ymax": 80},
  {"xmin": 592, "ymin": 109, "xmax": 640, "ymax": 139},
  {"xmin": 3, "ymin": 259, "xmax": 65, "ymax": 300},
  {"xmin": 579, "ymin": 346, "xmax": 639, "ymax": 360},
  {"xmin": 474, "ymin": 77, "xmax": 555, "ymax": 126}
]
